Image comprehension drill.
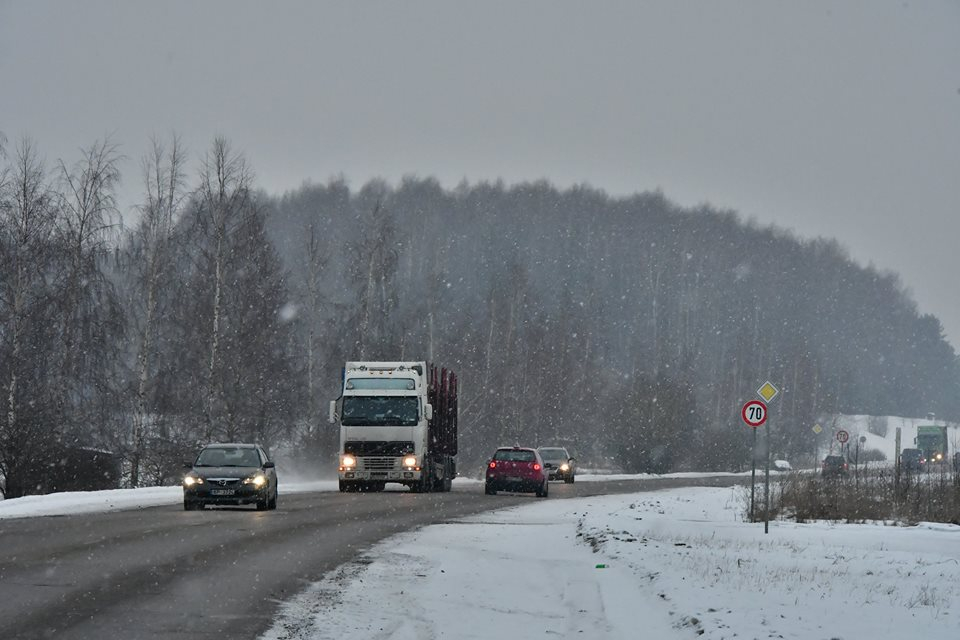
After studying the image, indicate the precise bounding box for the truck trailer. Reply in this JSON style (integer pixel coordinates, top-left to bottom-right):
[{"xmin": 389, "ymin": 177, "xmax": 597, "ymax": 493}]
[{"xmin": 330, "ymin": 361, "xmax": 458, "ymax": 492}]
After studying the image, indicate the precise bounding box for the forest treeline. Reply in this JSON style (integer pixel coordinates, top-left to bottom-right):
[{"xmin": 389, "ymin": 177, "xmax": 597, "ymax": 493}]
[{"xmin": 1, "ymin": 134, "xmax": 957, "ymax": 496}]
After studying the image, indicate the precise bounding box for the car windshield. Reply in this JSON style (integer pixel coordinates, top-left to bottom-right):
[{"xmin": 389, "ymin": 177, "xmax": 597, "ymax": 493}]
[
  {"xmin": 493, "ymin": 450, "xmax": 536, "ymax": 462},
  {"xmin": 538, "ymin": 448, "xmax": 568, "ymax": 461},
  {"xmin": 341, "ymin": 396, "xmax": 419, "ymax": 426},
  {"xmin": 196, "ymin": 447, "xmax": 261, "ymax": 467}
]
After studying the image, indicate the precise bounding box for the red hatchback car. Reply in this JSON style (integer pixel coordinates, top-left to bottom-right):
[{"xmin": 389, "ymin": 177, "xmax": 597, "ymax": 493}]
[{"xmin": 485, "ymin": 447, "xmax": 549, "ymax": 497}]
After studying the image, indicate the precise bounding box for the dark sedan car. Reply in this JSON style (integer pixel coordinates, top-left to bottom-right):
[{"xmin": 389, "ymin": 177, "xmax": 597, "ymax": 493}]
[
  {"xmin": 182, "ymin": 443, "xmax": 279, "ymax": 511},
  {"xmin": 537, "ymin": 446, "xmax": 576, "ymax": 483},
  {"xmin": 485, "ymin": 446, "xmax": 548, "ymax": 497},
  {"xmin": 821, "ymin": 455, "xmax": 848, "ymax": 478}
]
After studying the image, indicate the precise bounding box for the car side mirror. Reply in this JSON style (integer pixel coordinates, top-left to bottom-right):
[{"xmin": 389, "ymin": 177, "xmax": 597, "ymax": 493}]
[
  {"xmin": 568, "ymin": 457, "xmax": 576, "ymax": 464},
  {"xmin": 424, "ymin": 403, "xmax": 433, "ymax": 421},
  {"xmin": 262, "ymin": 461, "xmax": 276, "ymax": 469},
  {"xmin": 329, "ymin": 400, "xmax": 338, "ymax": 424},
  {"xmin": 183, "ymin": 462, "xmax": 193, "ymax": 471}
]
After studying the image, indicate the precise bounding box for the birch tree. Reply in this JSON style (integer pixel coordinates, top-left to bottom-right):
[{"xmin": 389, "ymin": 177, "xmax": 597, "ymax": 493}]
[
  {"xmin": 303, "ymin": 222, "xmax": 328, "ymax": 434},
  {"xmin": 0, "ymin": 139, "xmax": 58, "ymax": 496},
  {"xmin": 194, "ymin": 137, "xmax": 254, "ymax": 439},
  {"xmin": 128, "ymin": 135, "xmax": 186, "ymax": 486},
  {"xmin": 350, "ymin": 191, "xmax": 399, "ymax": 359},
  {"xmin": 55, "ymin": 139, "xmax": 122, "ymax": 381}
]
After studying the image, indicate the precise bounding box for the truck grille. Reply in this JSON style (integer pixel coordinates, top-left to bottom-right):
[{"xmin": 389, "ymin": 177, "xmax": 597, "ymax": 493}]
[
  {"xmin": 361, "ymin": 457, "xmax": 399, "ymax": 471},
  {"xmin": 344, "ymin": 441, "xmax": 414, "ymax": 456}
]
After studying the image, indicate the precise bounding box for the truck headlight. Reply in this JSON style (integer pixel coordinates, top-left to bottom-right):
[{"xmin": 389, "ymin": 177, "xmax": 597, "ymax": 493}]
[
  {"xmin": 403, "ymin": 456, "xmax": 417, "ymax": 468},
  {"xmin": 341, "ymin": 455, "xmax": 356, "ymax": 468},
  {"xmin": 243, "ymin": 474, "xmax": 267, "ymax": 487}
]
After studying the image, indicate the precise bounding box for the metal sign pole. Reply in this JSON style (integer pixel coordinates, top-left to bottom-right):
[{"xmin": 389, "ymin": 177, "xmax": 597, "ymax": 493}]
[
  {"xmin": 743, "ymin": 389, "xmax": 775, "ymax": 531},
  {"xmin": 746, "ymin": 381, "xmax": 779, "ymax": 536},
  {"xmin": 764, "ymin": 418, "xmax": 770, "ymax": 535},
  {"xmin": 750, "ymin": 427, "xmax": 757, "ymax": 522}
]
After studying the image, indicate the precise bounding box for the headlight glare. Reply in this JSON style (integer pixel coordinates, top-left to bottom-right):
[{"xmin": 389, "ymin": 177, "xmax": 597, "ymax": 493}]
[
  {"xmin": 183, "ymin": 476, "xmax": 203, "ymax": 486},
  {"xmin": 560, "ymin": 463, "xmax": 570, "ymax": 471},
  {"xmin": 403, "ymin": 456, "xmax": 417, "ymax": 467},
  {"xmin": 243, "ymin": 474, "xmax": 267, "ymax": 486},
  {"xmin": 341, "ymin": 455, "xmax": 356, "ymax": 468}
]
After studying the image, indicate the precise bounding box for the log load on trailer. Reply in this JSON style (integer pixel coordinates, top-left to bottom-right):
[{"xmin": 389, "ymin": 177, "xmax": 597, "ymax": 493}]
[{"xmin": 330, "ymin": 361, "xmax": 458, "ymax": 492}]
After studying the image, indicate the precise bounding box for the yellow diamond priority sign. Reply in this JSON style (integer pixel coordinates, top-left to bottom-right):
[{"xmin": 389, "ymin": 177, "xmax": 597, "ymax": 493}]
[
  {"xmin": 812, "ymin": 423, "xmax": 823, "ymax": 434},
  {"xmin": 757, "ymin": 381, "xmax": 779, "ymax": 403}
]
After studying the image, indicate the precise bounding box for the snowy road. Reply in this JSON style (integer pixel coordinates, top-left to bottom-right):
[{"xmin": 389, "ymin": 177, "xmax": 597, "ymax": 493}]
[{"xmin": 0, "ymin": 476, "xmax": 743, "ymax": 639}]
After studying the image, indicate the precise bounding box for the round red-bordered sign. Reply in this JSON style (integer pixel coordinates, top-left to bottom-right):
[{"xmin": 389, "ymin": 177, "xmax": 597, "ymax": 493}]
[
  {"xmin": 741, "ymin": 400, "xmax": 768, "ymax": 428},
  {"xmin": 836, "ymin": 430, "xmax": 849, "ymax": 444}
]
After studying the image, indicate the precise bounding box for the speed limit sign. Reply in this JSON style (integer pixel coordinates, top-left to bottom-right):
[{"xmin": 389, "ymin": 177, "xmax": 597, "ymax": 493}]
[
  {"xmin": 836, "ymin": 430, "xmax": 849, "ymax": 444},
  {"xmin": 741, "ymin": 400, "xmax": 768, "ymax": 428}
]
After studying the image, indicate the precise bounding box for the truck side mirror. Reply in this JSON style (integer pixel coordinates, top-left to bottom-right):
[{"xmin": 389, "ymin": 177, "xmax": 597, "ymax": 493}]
[
  {"xmin": 329, "ymin": 400, "xmax": 338, "ymax": 424},
  {"xmin": 424, "ymin": 403, "xmax": 433, "ymax": 421}
]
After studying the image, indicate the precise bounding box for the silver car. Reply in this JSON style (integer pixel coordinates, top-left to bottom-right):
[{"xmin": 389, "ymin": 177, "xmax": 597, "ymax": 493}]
[{"xmin": 537, "ymin": 447, "xmax": 576, "ymax": 483}]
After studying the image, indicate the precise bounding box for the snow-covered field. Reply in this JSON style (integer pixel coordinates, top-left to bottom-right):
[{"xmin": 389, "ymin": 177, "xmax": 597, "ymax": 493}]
[{"xmin": 261, "ymin": 486, "xmax": 960, "ymax": 640}]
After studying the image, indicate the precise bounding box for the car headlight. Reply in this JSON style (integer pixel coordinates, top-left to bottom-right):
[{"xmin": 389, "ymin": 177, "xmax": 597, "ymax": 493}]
[
  {"xmin": 243, "ymin": 474, "xmax": 267, "ymax": 487},
  {"xmin": 560, "ymin": 463, "xmax": 570, "ymax": 471},
  {"xmin": 183, "ymin": 475, "xmax": 203, "ymax": 486},
  {"xmin": 341, "ymin": 455, "xmax": 356, "ymax": 468},
  {"xmin": 403, "ymin": 455, "xmax": 418, "ymax": 468}
]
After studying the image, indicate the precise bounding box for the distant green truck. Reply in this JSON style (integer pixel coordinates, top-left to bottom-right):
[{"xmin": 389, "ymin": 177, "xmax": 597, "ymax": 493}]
[{"xmin": 915, "ymin": 426, "xmax": 948, "ymax": 464}]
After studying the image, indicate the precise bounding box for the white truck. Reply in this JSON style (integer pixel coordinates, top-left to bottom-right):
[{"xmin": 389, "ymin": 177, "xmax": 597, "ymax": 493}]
[{"xmin": 329, "ymin": 361, "xmax": 458, "ymax": 492}]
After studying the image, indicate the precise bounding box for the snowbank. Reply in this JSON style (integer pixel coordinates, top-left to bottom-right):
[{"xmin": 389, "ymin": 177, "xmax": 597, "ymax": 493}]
[{"xmin": 0, "ymin": 479, "xmax": 335, "ymax": 519}]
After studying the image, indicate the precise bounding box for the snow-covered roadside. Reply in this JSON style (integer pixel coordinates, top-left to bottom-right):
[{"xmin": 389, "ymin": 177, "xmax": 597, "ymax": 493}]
[
  {"xmin": 260, "ymin": 486, "xmax": 960, "ymax": 640},
  {"xmin": 0, "ymin": 478, "xmax": 486, "ymax": 519},
  {"xmin": 0, "ymin": 480, "xmax": 335, "ymax": 519},
  {"xmin": 576, "ymin": 469, "xmax": 758, "ymax": 481},
  {"xmin": 0, "ymin": 470, "xmax": 753, "ymax": 520}
]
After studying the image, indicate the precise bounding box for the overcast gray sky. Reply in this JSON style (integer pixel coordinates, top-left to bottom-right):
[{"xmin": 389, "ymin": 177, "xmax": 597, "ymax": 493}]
[{"xmin": 2, "ymin": 0, "xmax": 959, "ymax": 345}]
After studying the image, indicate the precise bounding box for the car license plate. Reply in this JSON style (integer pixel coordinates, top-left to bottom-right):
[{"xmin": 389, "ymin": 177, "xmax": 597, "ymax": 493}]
[
  {"xmin": 507, "ymin": 476, "xmax": 521, "ymax": 483},
  {"xmin": 211, "ymin": 489, "xmax": 235, "ymax": 496}
]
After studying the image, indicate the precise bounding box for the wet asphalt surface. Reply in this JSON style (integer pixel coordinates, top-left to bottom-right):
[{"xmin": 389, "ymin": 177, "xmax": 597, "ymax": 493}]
[{"xmin": 0, "ymin": 475, "xmax": 745, "ymax": 639}]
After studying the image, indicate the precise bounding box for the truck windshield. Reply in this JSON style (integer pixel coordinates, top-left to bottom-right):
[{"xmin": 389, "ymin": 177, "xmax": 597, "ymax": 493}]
[{"xmin": 341, "ymin": 396, "xmax": 419, "ymax": 426}]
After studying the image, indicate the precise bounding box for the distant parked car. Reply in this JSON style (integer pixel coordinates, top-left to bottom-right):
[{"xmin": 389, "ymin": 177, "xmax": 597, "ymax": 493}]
[
  {"xmin": 821, "ymin": 455, "xmax": 848, "ymax": 478},
  {"xmin": 773, "ymin": 459, "xmax": 792, "ymax": 472},
  {"xmin": 900, "ymin": 448, "xmax": 924, "ymax": 473},
  {"xmin": 182, "ymin": 443, "xmax": 278, "ymax": 511},
  {"xmin": 537, "ymin": 446, "xmax": 576, "ymax": 483},
  {"xmin": 485, "ymin": 446, "xmax": 548, "ymax": 497}
]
